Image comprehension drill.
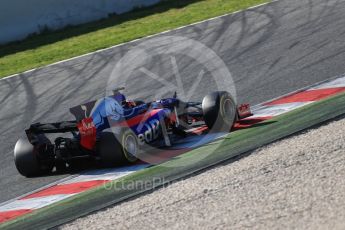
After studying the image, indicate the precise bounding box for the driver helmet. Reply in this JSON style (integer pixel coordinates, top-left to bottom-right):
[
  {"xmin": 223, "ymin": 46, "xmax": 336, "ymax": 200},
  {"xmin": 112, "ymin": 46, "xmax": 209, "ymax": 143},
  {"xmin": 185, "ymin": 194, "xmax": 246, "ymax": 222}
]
[{"xmin": 113, "ymin": 92, "xmax": 126, "ymax": 106}]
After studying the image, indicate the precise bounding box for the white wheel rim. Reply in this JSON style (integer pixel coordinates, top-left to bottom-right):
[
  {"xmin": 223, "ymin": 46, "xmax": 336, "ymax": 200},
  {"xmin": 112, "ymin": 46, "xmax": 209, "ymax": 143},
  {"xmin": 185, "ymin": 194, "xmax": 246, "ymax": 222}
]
[
  {"xmin": 124, "ymin": 134, "xmax": 137, "ymax": 158},
  {"xmin": 222, "ymin": 98, "xmax": 235, "ymax": 123}
]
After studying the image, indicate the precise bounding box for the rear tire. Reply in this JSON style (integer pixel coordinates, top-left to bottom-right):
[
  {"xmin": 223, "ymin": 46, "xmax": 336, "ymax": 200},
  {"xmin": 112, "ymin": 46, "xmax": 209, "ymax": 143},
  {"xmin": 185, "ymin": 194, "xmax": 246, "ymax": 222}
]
[
  {"xmin": 202, "ymin": 91, "xmax": 237, "ymax": 132},
  {"xmin": 99, "ymin": 130, "xmax": 138, "ymax": 166},
  {"xmin": 14, "ymin": 136, "xmax": 53, "ymax": 177}
]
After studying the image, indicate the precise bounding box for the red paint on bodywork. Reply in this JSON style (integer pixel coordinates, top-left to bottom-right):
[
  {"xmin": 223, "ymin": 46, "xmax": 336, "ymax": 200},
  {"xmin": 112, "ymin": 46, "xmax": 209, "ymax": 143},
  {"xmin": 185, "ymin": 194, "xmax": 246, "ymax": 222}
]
[
  {"xmin": 233, "ymin": 116, "xmax": 272, "ymax": 130},
  {"xmin": 237, "ymin": 103, "xmax": 252, "ymax": 119},
  {"xmin": 77, "ymin": 117, "xmax": 97, "ymax": 150}
]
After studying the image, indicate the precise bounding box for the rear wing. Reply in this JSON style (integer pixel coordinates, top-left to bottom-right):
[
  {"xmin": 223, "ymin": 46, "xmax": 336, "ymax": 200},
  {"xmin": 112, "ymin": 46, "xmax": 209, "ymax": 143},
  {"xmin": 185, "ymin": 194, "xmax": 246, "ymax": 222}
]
[
  {"xmin": 24, "ymin": 100, "xmax": 100, "ymax": 143},
  {"xmin": 26, "ymin": 121, "xmax": 78, "ymax": 134},
  {"xmin": 25, "ymin": 121, "xmax": 78, "ymax": 144}
]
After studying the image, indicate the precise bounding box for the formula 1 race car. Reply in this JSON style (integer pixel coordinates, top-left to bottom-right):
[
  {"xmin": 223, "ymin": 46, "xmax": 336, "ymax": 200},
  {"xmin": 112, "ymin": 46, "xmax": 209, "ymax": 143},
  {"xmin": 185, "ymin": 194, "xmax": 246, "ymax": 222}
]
[{"xmin": 14, "ymin": 88, "xmax": 251, "ymax": 177}]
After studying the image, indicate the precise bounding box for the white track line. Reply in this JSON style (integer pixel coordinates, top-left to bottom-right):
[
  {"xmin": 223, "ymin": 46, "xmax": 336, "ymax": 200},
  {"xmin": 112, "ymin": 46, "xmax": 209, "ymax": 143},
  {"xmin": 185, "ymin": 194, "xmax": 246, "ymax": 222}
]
[
  {"xmin": 310, "ymin": 75, "xmax": 345, "ymax": 90},
  {"xmin": 0, "ymin": 0, "xmax": 277, "ymax": 81}
]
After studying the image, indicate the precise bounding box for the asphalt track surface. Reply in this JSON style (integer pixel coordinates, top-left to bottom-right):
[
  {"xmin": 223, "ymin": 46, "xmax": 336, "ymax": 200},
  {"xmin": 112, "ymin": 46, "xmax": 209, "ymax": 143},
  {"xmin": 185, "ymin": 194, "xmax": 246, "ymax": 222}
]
[{"xmin": 1, "ymin": 0, "xmax": 345, "ymax": 203}]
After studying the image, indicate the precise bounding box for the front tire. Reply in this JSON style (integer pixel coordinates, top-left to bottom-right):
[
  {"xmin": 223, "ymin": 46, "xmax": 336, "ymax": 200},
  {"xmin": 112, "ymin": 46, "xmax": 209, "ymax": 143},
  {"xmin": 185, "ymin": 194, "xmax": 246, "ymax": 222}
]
[
  {"xmin": 14, "ymin": 136, "xmax": 53, "ymax": 177},
  {"xmin": 202, "ymin": 91, "xmax": 237, "ymax": 132}
]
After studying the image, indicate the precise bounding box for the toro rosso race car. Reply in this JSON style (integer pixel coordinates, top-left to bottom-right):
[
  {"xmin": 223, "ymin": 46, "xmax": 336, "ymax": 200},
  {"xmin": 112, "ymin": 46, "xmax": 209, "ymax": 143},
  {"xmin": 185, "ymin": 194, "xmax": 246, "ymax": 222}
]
[{"xmin": 14, "ymin": 88, "xmax": 251, "ymax": 177}]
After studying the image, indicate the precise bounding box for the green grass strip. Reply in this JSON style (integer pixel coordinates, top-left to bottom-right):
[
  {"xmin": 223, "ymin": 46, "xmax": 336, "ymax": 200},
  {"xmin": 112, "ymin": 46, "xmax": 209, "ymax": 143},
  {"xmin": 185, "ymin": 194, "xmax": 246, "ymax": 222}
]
[
  {"xmin": 2, "ymin": 92, "xmax": 345, "ymax": 230},
  {"xmin": 0, "ymin": 0, "xmax": 268, "ymax": 78}
]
